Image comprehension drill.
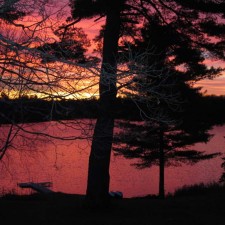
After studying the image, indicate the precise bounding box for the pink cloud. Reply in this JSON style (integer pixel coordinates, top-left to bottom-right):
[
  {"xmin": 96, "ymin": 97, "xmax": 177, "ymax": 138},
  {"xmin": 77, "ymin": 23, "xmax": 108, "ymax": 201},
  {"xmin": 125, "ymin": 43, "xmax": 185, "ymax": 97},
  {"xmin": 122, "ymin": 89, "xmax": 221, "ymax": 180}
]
[{"xmin": 195, "ymin": 74, "xmax": 225, "ymax": 96}]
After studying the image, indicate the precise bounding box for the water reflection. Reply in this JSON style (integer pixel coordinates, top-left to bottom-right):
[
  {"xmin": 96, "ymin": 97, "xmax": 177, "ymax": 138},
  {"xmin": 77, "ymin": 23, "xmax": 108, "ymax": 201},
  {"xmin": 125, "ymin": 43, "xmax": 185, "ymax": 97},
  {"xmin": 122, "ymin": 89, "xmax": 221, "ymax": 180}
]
[{"xmin": 0, "ymin": 121, "xmax": 224, "ymax": 197}]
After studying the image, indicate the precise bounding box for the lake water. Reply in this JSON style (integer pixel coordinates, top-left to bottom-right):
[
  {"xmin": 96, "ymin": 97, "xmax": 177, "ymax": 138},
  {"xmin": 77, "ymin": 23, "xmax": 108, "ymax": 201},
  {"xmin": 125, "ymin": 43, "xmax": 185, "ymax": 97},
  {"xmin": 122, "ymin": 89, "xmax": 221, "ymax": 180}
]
[{"xmin": 0, "ymin": 120, "xmax": 224, "ymax": 198}]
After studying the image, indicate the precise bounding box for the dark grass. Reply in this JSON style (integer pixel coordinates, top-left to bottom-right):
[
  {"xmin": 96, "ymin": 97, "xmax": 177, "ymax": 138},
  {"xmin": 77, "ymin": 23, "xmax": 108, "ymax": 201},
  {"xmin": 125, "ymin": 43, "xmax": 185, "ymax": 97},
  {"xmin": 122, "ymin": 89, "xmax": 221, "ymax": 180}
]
[
  {"xmin": 1, "ymin": 183, "xmax": 225, "ymax": 225},
  {"xmin": 172, "ymin": 182, "xmax": 225, "ymax": 197}
]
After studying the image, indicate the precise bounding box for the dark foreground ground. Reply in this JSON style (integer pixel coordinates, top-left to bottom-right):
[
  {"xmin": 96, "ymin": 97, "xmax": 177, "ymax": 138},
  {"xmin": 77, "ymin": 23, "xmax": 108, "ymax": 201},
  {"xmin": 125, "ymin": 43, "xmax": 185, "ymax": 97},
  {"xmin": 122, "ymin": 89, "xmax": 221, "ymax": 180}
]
[{"xmin": 1, "ymin": 184, "xmax": 225, "ymax": 225}]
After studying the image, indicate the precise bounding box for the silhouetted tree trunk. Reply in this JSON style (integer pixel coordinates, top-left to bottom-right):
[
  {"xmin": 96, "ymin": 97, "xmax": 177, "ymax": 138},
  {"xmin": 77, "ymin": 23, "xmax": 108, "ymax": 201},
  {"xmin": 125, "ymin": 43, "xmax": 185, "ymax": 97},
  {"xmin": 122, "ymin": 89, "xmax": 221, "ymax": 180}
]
[
  {"xmin": 86, "ymin": 4, "xmax": 121, "ymax": 204},
  {"xmin": 159, "ymin": 123, "xmax": 165, "ymax": 199}
]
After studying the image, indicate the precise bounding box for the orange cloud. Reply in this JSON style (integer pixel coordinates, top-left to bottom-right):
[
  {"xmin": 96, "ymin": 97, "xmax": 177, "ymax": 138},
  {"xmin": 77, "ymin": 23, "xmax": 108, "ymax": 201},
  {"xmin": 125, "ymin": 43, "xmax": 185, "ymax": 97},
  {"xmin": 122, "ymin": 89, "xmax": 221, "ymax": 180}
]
[{"xmin": 195, "ymin": 73, "xmax": 225, "ymax": 96}]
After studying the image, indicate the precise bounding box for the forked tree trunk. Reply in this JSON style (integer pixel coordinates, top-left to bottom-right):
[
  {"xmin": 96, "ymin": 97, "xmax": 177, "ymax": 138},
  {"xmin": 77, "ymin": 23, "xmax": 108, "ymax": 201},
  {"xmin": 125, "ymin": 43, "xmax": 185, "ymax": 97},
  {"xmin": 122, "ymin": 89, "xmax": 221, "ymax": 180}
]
[{"xmin": 86, "ymin": 4, "xmax": 121, "ymax": 205}]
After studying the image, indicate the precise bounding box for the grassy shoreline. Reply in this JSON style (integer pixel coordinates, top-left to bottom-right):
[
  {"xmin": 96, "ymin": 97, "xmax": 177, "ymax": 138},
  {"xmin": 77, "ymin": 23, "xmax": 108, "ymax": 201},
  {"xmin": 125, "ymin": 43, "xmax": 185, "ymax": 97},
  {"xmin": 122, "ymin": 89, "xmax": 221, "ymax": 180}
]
[{"xmin": 1, "ymin": 183, "xmax": 225, "ymax": 225}]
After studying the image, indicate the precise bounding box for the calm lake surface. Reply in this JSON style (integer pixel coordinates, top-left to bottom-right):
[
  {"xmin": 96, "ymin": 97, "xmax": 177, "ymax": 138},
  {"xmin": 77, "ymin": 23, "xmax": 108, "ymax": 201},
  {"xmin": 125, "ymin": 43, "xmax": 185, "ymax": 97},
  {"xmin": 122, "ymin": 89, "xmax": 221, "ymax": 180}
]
[{"xmin": 0, "ymin": 120, "xmax": 225, "ymax": 198}]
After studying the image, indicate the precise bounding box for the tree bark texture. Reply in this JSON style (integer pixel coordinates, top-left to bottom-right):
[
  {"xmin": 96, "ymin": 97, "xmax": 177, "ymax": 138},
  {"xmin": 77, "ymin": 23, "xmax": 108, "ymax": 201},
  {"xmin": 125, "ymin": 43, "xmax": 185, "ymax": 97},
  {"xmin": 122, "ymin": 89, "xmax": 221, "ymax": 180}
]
[{"xmin": 86, "ymin": 3, "xmax": 122, "ymax": 204}]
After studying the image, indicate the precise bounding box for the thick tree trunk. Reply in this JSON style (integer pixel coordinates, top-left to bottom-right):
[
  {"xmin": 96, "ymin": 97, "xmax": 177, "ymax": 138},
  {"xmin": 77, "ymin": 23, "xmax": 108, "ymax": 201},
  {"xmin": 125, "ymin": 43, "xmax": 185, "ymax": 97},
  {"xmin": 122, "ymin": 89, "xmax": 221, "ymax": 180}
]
[
  {"xmin": 86, "ymin": 4, "xmax": 121, "ymax": 205},
  {"xmin": 159, "ymin": 124, "xmax": 165, "ymax": 199}
]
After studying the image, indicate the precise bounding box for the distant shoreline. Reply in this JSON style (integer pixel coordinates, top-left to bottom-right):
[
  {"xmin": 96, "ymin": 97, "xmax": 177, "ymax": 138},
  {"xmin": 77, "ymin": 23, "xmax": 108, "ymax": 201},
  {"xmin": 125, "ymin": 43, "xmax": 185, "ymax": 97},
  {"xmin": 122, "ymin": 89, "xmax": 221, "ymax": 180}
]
[{"xmin": 1, "ymin": 95, "xmax": 225, "ymax": 125}]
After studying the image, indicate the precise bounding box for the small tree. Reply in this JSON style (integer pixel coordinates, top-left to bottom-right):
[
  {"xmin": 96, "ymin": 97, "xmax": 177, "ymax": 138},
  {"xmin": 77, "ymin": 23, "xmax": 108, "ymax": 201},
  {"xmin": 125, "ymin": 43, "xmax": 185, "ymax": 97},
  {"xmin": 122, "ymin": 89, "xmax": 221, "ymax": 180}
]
[
  {"xmin": 113, "ymin": 15, "xmax": 222, "ymax": 198},
  {"xmin": 114, "ymin": 112, "xmax": 220, "ymax": 198}
]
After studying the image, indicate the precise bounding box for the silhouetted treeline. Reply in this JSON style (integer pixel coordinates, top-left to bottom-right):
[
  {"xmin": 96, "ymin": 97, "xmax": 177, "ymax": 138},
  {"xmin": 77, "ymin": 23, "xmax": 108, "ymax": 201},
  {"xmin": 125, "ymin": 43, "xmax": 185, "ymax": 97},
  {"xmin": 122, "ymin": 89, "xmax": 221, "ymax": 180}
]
[
  {"xmin": 1, "ymin": 95, "xmax": 225, "ymax": 125},
  {"xmin": 0, "ymin": 97, "xmax": 140, "ymax": 124},
  {"xmin": 183, "ymin": 94, "xmax": 225, "ymax": 128}
]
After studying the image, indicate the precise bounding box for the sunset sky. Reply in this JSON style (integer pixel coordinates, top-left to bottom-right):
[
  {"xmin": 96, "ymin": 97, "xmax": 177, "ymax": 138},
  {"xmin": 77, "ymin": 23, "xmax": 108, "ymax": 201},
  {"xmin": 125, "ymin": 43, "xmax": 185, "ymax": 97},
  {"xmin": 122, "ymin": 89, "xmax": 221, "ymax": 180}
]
[
  {"xmin": 76, "ymin": 18, "xmax": 225, "ymax": 96},
  {"xmin": 33, "ymin": 0, "xmax": 225, "ymax": 97},
  {"xmin": 1, "ymin": 0, "xmax": 225, "ymax": 97},
  {"xmin": 195, "ymin": 75, "xmax": 225, "ymax": 96}
]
